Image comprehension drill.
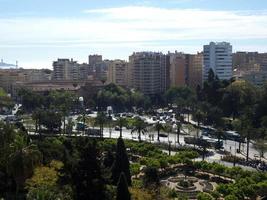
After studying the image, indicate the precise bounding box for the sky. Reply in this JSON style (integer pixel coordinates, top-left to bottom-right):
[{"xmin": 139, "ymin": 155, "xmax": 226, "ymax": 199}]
[{"xmin": 1, "ymin": 0, "xmax": 267, "ymax": 69}]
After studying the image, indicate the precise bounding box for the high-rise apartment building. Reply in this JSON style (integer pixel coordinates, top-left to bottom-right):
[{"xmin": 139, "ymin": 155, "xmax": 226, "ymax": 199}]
[
  {"xmin": 167, "ymin": 52, "xmax": 203, "ymax": 88},
  {"xmin": 107, "ymin": 60, "xmax": 128, "ymax": 87},
  {"xmin": 233, "ymin": 52, "xmax": 267, "ymax": 86},
  {"xmin": 128, "ymin": 52, "xmax": 167, "ymax": 95},
  {"xmin": 53, "ymin": 59, "xmax": 70, "ymax": 80},
  {"xmin": 187, "ymin": 53, "xmax": 203, "ymax": 88},
  {"xmin": 203, "ymin": 42, "xmax": 232, "ymax": 80},
  {"xmin": 88, "ymin": 55, "xmax": 110, "ymax": 81},
  {"xmin": 52, "ymin": 58, "xmax": 89, "ymax": 81},
  {"xmin": 168, "ymin": 52, "xmax": 186, "ymax": 87},
  {"xmin": 89, "ymin": 55, "xmax": 102, "ymax": 67}
]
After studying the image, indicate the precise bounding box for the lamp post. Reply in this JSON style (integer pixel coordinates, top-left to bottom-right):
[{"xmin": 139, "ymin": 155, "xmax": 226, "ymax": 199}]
[
  {"xmin": 168, "ymin": 141, "xmax": 172, "ymax": 156},
  {"xmin": 78, "ymin": 96, "xmax": 85, "ymax": 136},
  {"xmin": 107, "ymin": 106, "xmax": 112, "ymax": 138},
  {"xmin": 233, "ymin": 140, "xmax": 237, "ymax": 167}
]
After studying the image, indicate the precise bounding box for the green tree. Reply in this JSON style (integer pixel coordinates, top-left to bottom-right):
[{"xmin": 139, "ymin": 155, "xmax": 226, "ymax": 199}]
[
  {"xmin": 66, "ymin": 118, "xmax": 75, "ymax": 135},
  {"xmin": 0, "ymin": 88, "xmax": 13, "ymax": 112},
  {"xmin": 240, "ymin": 108, "xmax": 255, "ymax": 162},
  {"xmin": 165, "ymin": 86, "xmax": 196, "ymax": 112},
  {"xmin": 39, "ymin": 110, "xmax": 62, "ymax": 133},
  {"xmin": 131, "ymin": 117, "xmax": 147, "ymax": 142},
  {"xmin": 198, "ymin": 139, "xmax": 210, "ymax": 161},
  {"xmin": 103, "ymin": 150, "xmax": 114, "ymax": 168},
  {"xmin": 175, "ymin": 120, "xmax": 182, "ymax": 144},
  {"xmin": 95, "ymin": 112, "xmax": 107, "ymax": 138},
  {"xmin": 116, "ymin": 117, "xmax": 127, "ymax": 138},
  {"xmin": 112, "ymin": 138, "xmax": 131, "ymax": 186},
  {"xmin": 224, "ymin": 195, "xmax": 238, "ymax": 200},
  {"xmin": 8, "ymin": 134, "xmax": 42, "ymax": 194},
  {"xmin": 37, "ymin": 137, "xmax": 65, "ymax": 164},
  {"xmin": 32, "ymin": 108, "xmax": 42, "ymax": 138},
  {"xmin": 253, "ymin": 138, "xmax": 267, "ymax": 160},
  {"xmin": 26, "ymin": 160, "xmax": 72, "ymax": 200},
  {"xmin": 116, "ymin": 172, "xmax": 131, "ymax": 200},
  {"xmin": 202, "ymin": 69, "xmax": 224, "ymax": 106},
  {"xmin": 155, "ymin": 121, "xmax": 164, "ymax": 142},
  {"xmin": 143, "ymin": 167, "xmax": 159, "ymax": 188},
  {"xmin": 18, "ymin": 89, "xmax": 44, "ymax": 112},
  {"xmin": 197, "ymin": 192, "xmax": 213, "ymax": 200},
  {"xmin": 48, "ymin": 91, "xmax": 76, "ymax": 134},
  {"xmin": 194, "ymin": 109, "xmax": 205, "ymax": 128},
  {"xmin": 72, "ymin": 140, "xmax": 106, "ymax": 200},
  {"xmin": 130, "ymin": 163, "xmax": 141, "ymax": 178},
  {"xmin": 222, "ymin": 80, "xmax": 258, "ymax": 119},
  {"xmin": 0, "ymin": 123, "xmax": 16, "ymax": 170}
]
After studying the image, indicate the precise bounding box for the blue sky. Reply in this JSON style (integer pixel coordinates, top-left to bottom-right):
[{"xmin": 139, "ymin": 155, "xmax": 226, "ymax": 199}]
[{"xmin": 1, "ymin": 0, "xmax": 267, "ymax": 68}]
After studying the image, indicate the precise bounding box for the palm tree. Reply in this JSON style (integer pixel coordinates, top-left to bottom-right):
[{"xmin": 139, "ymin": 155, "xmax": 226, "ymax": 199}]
[
  {"xmin": 176, "ymin": 98, "xmax": 186, "ymax": 120},
  {"xmin": 254, "ymin": 138, "xmax": 267, "ymax": 161},
  {"xmin": 155, "ymin": 121, "xmax": 164, "ymax": 142},
  {"xmin": 194, "ymin": 109, "xmax": 204, "ymax": 127},
  {"xmin": 8, "ymin": 134, "xmax": 42, "ymax": 195},
  {"xmin": 215, "ymin": 128, "xmax": 225, "ymax": 150},
  {"xmin": 60, "ymin": 105, "xmax": 68, "ymax": 135},
  {"xmin": 216, "ymin": 128, "xmax": 225, "ymax": 143},
  {"xmin": 0, "ymin": 122, "xmax": 16, "ymax": 170},
  {"xmin": 116, "ymin": 117, "xmax": 127, "ymax": 138},
  {"xmin": 32, "ymin": 108, "xmax": 42, "ymax": 138},
  {"xmin": 95, "ymin": 112, "xmax": 107, "ymax": 138},
  {"xmin": 199, "ymin": 139, "xmax": 209, "ymax": 161},
  {"xmin": 238, "ymin": 108, "xmax": 255, "ymax": 162},
  {"xmin": 175, "ymin": 121, "xmax": 182, "ymax": 144},
  {"xmin": 164, "ymin": 124, "xmax": 173, "ymax": 154},
  {"xmin": 66, "ymin": 118, "xmax": 75, "ymax": 135},
  {"xmin": 131, "ymin": 117, "xmax": 147, "ymax": 142}
]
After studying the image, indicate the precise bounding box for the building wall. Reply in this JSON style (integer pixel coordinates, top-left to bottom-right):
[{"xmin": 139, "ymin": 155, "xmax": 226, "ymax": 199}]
[
  {"xmin": 107, "ymin": 60, "xmax": 128, "ymax": 87},
  {"xmin": 241, "ymin": 71, "xmax": 267, "ymax": 86},
  {"xmin": 168, "ymin": 52, "xmax": 186, "ymax": 87},
  {"xmin": 129, "ymin": 52, "xmax": 167, "ymax": 95},
  {"xmin": 203, "ymin": 42, "xmax": 232, "ymax": 80},
  {"xmin": 53, "ymin": 59, "xmax": 90, "ymax": 81},
  {"xmin": 187, "ymin": 53, "xmax": 203, "ymax": 88},
  {"xmin": 233, "ymin": 52, "xmax": 267, "ymax": 86},
  {"xmin": 89, "ymin": 55, "xmax": 102, "ymax": 67}
]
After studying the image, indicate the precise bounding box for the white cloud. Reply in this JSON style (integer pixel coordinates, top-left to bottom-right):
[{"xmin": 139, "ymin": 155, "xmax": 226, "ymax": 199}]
[
  {"xmin": 0, "ymin": 6, "xmax": 267, "ymax": 45},
  {"xmin": 1, "ymin": 6, "xmax": 267, "ymax": 68}
]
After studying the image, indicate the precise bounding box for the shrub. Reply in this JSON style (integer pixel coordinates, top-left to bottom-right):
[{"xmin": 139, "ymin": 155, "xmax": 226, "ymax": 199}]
[{"xmin": 197, "ymin": 192, "xmax": 213, "ymax": 200}]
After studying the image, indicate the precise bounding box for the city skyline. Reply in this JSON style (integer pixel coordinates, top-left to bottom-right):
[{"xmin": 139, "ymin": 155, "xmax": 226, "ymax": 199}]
[{"xmin": 1, "ymin": 0, "xmax": 267, "ymax": 69}]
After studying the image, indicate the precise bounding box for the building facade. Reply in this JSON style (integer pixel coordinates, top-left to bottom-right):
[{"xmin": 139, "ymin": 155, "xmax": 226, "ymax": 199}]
[
  {"xmin": 129, "ymin": 52, "xmax": 167, "ymax": 95},
  {"xmin": 89, "ymin": 54, "xmax": 102, "ymax": 67},
  {"xmin": 203, "ymin": 42, "xmax": 232, "ymax": 80},
  {"xmin": 233, "ymin": 51, "xmax": 267, "ymax": 86},
  {"xmin": 186, "ymin": 53, "xmax": 203, "ymax": 88},
  {"xmin": 52, "ymin": 59, "xmax": 90, "ymax": 81},
  {"xmin": 107, "ymin": 60, "xmax": 128, "ymax": 87},
  {"xmin": 168, "ymin": 52, "xmax": 186, "ymax": 87}
]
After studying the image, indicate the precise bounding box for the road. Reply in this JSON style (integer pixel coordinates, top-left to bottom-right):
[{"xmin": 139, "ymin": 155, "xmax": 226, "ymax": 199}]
[{"xmin": 4, "ymin": 110, "xmax": 265, "ymax": 166}]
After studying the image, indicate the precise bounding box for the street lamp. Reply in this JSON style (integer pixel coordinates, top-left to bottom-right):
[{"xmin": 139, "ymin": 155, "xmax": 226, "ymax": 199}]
[
  {"xmin": 107, "ymin": 106, "xmax": 112, "ymax": 138},
  {"xmin": 233, "ymin": 140, "xmax": 237, "ymax": 167},
  {"xmin": 78, "ymin": 96, "xmax": 85, "ymax": 136},
  {"xmin": 173, "ymin": 123, "xmax": 177, "ymax": 144},
  {"xmin": 168, "ymin": 141, "xmax": 172, "ymax": 156}
]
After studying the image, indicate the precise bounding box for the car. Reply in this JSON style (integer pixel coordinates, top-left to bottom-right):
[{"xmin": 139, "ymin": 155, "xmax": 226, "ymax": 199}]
[{"xmin": 115, "ymin": 126, "xmax": 120, "ymax": 131}]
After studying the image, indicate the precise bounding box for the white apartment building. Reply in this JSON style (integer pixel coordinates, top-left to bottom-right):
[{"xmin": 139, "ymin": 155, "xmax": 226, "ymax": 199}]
[{"xmin": 203, "ymin": 42, "xmax": 233, "ymax": 80}]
